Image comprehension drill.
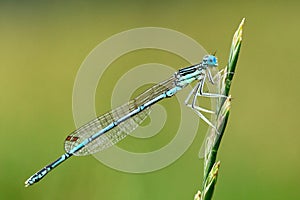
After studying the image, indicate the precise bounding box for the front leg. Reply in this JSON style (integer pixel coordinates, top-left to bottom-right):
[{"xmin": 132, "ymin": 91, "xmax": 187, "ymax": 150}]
[
  {"xmin": 185, "ymin": 81, "xmax": 214, "ymax": 114},
  {"xmin": 190, "ymin": 82, "xmax": 218, "ymax": 131},
  {"xmin": 187, "ymin": 79, "xmax": 218, "ymax": 130},
  {"xmin": 198, "ymin": 73, "xmax": 227, "ymax": 98}
]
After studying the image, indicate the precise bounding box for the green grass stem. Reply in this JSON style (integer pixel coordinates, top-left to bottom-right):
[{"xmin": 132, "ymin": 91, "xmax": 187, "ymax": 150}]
[{"xmin": 195, "ymin": 18, "xmax": 244, "ymax": 200}]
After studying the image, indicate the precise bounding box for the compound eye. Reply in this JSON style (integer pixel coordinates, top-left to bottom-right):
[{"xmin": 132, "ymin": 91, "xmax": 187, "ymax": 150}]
[{"xmin": 209, "ymin": 59, "xmax": 213, "ymax": 62}]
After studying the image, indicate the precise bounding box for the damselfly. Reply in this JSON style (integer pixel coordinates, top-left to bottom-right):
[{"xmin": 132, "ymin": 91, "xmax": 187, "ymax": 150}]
[{"xmin": 25, "ymin": 55, "xmax": 226, "ymax": 187}]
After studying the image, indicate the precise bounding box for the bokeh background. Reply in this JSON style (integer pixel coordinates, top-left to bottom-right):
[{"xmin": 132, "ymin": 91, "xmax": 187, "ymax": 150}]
[{"xmin": 1, "ymin": 0, "xmax": 300, "ymax": 199}]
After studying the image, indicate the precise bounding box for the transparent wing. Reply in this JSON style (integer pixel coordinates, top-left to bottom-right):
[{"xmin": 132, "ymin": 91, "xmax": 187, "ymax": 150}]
[
  {"xmin": 64, "ymin": 76, "xmax": 176, "ymax": 156},
  {"xmin": 198, "ymin": 67, "xmax": 222, "ymax": 158}
]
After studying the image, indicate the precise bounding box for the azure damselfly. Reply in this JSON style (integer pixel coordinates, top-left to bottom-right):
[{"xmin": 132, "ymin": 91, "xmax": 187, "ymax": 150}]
[{"xmin": 25, "ymin": 55, "xmax": 226, "ymax": 187}]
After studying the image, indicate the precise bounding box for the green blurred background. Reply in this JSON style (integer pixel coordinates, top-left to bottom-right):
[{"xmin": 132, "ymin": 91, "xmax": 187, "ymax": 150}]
[{"xmin": 1, "ymin": 0, "xmax": 300, "ymax": 199}]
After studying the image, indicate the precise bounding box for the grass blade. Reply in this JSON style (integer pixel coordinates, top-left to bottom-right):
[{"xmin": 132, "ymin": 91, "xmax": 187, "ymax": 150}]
[{"xmin": 195, "ymin": 18, "xmax": 245, "ymax": 200}]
